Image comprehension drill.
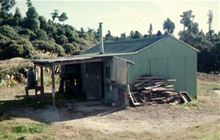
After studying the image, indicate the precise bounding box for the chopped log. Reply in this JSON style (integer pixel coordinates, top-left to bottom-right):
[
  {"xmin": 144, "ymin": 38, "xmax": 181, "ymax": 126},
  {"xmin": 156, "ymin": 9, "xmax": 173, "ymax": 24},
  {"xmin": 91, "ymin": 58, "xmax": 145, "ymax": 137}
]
[{"xmin": 128, "ymin": 75, "xmax": 190, "ymax": 106}]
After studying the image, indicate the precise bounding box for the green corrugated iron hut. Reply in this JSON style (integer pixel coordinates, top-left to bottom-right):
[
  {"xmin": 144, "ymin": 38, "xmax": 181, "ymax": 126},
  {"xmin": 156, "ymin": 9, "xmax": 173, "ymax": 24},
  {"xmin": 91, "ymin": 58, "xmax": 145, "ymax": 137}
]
[
  {"xmin": 32, "ymin": 32, "xmax": 198, "ymax": 106},
  {"xmin": 83, "ymin": 33, "xmax": 199, "ymax": 100}
]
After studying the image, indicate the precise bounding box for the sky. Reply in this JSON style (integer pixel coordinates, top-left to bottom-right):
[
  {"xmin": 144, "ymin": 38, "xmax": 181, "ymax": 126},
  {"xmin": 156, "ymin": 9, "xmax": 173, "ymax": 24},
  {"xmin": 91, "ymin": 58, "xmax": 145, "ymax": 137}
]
[{"xmin": 11, "ymin": 0, "xmax": 220, "ymax": 37}]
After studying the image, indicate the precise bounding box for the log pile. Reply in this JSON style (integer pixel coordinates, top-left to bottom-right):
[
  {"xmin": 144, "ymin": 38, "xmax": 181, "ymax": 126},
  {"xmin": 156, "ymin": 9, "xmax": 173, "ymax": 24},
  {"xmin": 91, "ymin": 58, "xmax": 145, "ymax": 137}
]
[{"xmin": 129, "ymin": 75, "xmax": 192, "ymax": 106}]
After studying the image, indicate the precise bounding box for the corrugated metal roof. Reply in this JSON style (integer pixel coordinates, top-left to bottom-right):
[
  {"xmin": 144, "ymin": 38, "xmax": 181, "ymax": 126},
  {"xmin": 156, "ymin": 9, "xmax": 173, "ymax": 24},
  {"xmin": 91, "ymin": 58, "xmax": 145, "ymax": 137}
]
[
  {"xmin": 32, "ymin": 53, "xmax": 134, "ymax": 66},
  {"xmin": 83, "ymin": 35, "xmax": 165, "ymax": 54}
]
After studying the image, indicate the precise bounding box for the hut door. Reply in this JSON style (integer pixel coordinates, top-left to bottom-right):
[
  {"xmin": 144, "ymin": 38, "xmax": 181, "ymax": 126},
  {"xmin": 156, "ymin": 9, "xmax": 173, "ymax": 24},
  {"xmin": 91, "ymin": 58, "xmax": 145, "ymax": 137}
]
[{"xmin": 85, "ymin": 62, "xmax": 103, "ymax": 100}]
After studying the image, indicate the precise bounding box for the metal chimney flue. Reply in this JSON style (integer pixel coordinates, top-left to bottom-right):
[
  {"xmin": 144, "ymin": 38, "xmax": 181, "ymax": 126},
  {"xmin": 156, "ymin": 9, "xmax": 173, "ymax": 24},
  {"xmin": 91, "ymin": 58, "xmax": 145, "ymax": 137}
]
[{"xmin": 99, "ymin": 22, "xmax": 104, "ymax": 54}]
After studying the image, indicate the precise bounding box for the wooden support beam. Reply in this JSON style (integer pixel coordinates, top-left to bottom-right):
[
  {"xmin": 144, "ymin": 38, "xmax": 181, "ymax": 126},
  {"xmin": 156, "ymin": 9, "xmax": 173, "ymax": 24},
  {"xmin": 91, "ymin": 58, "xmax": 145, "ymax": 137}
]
[
  {"xmin": 51, "ymin": 66, "xmax": 55, "ymax": 106},
  {"xmin": 40, "ymin": 66, "xmax": 44, "ymax": 99},
  {"xmin": 34, "ymin": 65, "xmax": 37, "ymax": 81},
  {"xmin": 34, "ymin": 65, "xmax": 37, "ymax": 97}
]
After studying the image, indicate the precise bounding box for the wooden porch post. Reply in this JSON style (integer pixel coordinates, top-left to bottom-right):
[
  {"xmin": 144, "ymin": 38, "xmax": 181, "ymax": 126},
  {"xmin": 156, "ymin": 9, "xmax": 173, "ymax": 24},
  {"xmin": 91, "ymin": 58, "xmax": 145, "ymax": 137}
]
[
  {"xmin": 40, "ymin": 66, "xmax": 44, "ymax": 98},
  {"xmin": 34, "ymin": 65, "xmax": 37, "ymax": 82},
  {"xmin": 51, "ymin": 66, "xmax": 55, "ymax": 106},
  {"xmin": 34, "ymin": 65, "xmax": 37, "ymax": 97}
]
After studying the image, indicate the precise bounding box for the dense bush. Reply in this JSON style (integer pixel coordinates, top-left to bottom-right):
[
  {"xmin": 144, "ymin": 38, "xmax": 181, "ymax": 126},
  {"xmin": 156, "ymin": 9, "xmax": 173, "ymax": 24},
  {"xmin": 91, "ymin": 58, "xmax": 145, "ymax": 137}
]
[
  {"xmin": 0, "ymin": 58, "xmax": 32, "ymax": 85},
  {"xmin": 0, "ymin": 0, "xmax": 97, "ymax": 59},
  {"xmin": 0, "ymin": 0, "xmax": 98, "ymax": 61},
  {"xmin": 32, "ymin": 40, "xmax": 65, "ymax": 56},
  {"xmin": 0, "ymin": 38, "xmax": 34, "ymax": 59},
  {"xmin": 0, "ymin": 34, "xmax": 10, "ymax": 49},
  {"xmin": 18, "ymin": 29, "xmax": 36, "ymax": 37},
  {"xmin": 22, "ymin": 18, "xmax": 40, "ymax": 31},
  {"xmin": 56, "ymin": 35, "xmax": 68, "ymax": 45},
  {"xmin": 63, "ymin": 43, "xmax": 79, "ymax": 55},
  {"xmin": 34, "ymin": 29, "xmax": 48, "ymax": 40},
  {"xmin": 0, "ymin": 25, "xmax": 18, "ymax": 38}
]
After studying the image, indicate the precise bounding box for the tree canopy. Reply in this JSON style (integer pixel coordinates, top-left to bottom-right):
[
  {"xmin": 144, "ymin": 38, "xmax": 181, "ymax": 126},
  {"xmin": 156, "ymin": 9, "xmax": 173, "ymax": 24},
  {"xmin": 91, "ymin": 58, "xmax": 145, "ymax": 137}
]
[
  {"xmin": 59, "ymin": 12, "xmax": 68, "ymax": 24},
  {"xmin": 0, "ymin": 0, "xmax": 15, "ymax": 12},
  {"xmin": 0, "ymin": 0, "xmax": 98, "ymax": 59},
  {"xmin": 163, "ymin": 18, "xmax": 175, "ymax": 34}
]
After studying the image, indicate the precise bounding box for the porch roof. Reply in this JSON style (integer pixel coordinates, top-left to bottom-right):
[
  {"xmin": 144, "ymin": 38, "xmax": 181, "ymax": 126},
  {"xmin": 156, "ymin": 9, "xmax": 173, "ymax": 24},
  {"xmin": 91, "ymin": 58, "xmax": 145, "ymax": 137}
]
[{"xmin": 32, "ymin": 54, "xmax": 134, "ymax": 66}]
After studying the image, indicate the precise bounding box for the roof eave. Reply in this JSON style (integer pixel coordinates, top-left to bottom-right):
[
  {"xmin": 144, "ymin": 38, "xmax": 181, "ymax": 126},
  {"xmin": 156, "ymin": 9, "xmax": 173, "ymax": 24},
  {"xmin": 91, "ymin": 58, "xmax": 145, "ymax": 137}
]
[{"xmin": 165, "ymin": 33, "xmax": 200, "ymax": 52}]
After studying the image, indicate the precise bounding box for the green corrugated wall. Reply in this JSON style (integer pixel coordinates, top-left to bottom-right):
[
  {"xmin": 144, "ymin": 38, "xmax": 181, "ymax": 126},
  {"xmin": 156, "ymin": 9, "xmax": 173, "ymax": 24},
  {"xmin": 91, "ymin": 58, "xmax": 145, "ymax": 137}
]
[{"xmin": 120, "ymin": 37, "xmax": 197, "ymax": 98}]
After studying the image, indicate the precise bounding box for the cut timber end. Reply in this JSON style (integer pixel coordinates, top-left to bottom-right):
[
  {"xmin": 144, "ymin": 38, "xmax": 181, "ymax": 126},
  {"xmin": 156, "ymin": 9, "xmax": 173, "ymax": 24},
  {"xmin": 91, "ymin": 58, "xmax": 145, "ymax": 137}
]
[
  {"xmin": 127, "ymin": 85, "xmax": 141, "ymax": 106},
  {"xmin": 179, "ymin": 91, "xmax": 192, "ymax": 103}
]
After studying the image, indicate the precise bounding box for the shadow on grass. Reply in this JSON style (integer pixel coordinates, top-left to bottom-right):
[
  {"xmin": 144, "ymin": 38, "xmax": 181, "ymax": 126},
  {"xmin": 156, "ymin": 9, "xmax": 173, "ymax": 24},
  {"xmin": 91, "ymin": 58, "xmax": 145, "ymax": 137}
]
[{"xmin": 0, "ymin": 93, "xmax": 124, "ymax": 123}]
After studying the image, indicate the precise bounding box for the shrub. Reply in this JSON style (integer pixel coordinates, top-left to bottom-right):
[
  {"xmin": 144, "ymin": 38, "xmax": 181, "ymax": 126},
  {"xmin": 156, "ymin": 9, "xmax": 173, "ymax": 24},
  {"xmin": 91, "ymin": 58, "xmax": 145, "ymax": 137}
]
[
  {"xmin": 45, "ymin": 24, "xmax": 57, "ymax": 36},
  {"xmin": 32, "ymin": 40, "xmax": 65, "ymax": 56},
  {"xmin": 3, "ymin": 18, "xmax": 17, "ymax": 26},
  {"xmin": 34, "ymin": 29, "xmax": 48, "ymax": 40},
  {"xmin": 56, "ymin": 26, "xmax": 65, "ymax": 36},
  {"xmin": 0, "ymin": 38, "xmax": 35, "ymax": 59},
  {"xmin": 56, "ymin": 35, "xmax": 68, "ymax": 45},
  {"xmin": 22, "ymin": 18, "xmax": 40, "ymax": 31},
  {"xmin": 0, "ymin": 25, "xmax": 18, "ymax": 38},
  {"xmin": 0, "ymin": 58, "xmax": 32, "ymax": 85},
  {"xmin": 18, "ymin": 28, "xmax": 36, "ymax": 37},
  {"xmin": 63, "ymin": 43, "xmax": 79, "ymax": 55},
  {"xmin": 3, "ymin": 43, "xmax": 24, "ymax": 58},
  {"xmin": 13, "ymin": 124, "xmax": 46, "ymax": 134},
  {"xmin": 0, "ymin": 34, "xmax": 10, "ymax": 50}
]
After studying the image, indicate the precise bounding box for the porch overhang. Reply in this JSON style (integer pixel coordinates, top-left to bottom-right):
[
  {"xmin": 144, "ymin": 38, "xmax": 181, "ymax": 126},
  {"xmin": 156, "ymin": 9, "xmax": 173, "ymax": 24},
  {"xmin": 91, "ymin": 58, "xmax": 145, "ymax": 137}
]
[
  {"xmin": 33, "ymin": 56, "xmax": 104, "ymax": 67},
  {"xmin": 32, "ymin": 54, "xmax": 135, "ymax": 67}
]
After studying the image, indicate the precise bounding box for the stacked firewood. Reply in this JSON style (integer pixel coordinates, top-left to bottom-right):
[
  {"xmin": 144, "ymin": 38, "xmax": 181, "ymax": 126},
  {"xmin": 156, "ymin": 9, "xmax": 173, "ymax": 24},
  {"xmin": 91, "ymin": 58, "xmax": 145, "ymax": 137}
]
[{"xmin": 129, "ymin": 75, "xmax": 191, "ymax": 106}]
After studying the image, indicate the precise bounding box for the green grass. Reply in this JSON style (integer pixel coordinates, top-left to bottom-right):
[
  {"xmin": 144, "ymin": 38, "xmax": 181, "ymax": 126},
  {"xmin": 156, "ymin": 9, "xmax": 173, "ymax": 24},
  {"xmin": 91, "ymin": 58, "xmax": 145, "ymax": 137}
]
[
  {"xmin": 186, "ymin": 119, "xmax": 220, "ymax": 140},
  {"xmin": 197, "ymin": 79, "xmax": 220, "ymax": 96},
  {"xmin": 0, "ymin": 120, "xmax": 51, "ymax": 140},
  {"xmin": 13, "ymin": 124, "xmax": 46, "ymax": 134},
  {"xmin": 180, "ymin": 99, "xmax": 200, "ymax": 109}
]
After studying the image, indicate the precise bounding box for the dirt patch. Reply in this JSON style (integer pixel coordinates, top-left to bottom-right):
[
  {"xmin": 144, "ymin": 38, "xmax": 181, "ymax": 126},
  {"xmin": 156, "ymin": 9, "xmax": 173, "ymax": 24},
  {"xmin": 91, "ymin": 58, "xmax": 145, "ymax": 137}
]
[
  {"xmin": 7, "ymin": 106, "xmax": 60, "ymax": 123},
  {"xmin": 56, "ymin": 103, "xmax": 220, "ymax": 135},
  {"xmin": 197, "ymin": 73, "xmax": 220, "ymax": 82}
]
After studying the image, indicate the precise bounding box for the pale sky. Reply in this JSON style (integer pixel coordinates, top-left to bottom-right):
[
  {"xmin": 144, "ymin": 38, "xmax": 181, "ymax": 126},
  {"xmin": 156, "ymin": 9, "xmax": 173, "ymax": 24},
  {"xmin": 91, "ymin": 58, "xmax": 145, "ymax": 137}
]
[{"xmin": 12, "ymin": 0, "xmax": 220, "ymax": 37}]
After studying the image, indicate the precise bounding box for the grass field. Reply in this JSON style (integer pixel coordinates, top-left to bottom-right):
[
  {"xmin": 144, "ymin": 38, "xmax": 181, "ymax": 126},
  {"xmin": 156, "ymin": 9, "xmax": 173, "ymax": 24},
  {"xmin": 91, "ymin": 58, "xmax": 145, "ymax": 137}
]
[{"xmin": 0, "ymin": 73, "xmax": 220, "ymax": 140}]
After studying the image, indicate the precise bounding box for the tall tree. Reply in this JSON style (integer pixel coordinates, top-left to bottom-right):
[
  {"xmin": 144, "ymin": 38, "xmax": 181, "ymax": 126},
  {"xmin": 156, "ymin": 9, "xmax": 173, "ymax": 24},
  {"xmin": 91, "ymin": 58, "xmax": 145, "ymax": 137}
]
[
  {"xmin": 26, "ymin": 0, "xmax": 32, "ymax": 7},
  {"xmin": 191, "ymin": 22, "xmax": 199, "ymax": 34},
  {"xmin": 156, "ymin": 30, "xmax": 162, "ymax": 36},
  {"xmin": 198, "ymin": 30, "xmax": 205, "ymax": 37},
  {"xmin": 13, "ymin": 7, "xmax": 22, "ymax": 24},
  {"xmin": 120, "ymin": 32, "xmax": 126, "ymax": 40},
  {"xmin": 129, "ymin": 31, "xmax": 135, "ymax": 39},
  {"xmin": 24, "ymin": 0, "xmax": 39, "ymax": 31},
  {"xmin": 79, "ymin": 27, "xmax": 86, "ymax": 38},
  {"xmin": 0, "ymin": 0, "xmax": 15, "ymax": 12},
  {"xmin": 163, "ymin": 18, "xmax": 175, "ymax": 34},
  {"xmin": 59, "ymin": 12, "xmax": 68, "ymax": 24},
  {"xmin": 180, "ymin": 10, "xmax": 195, "ymax": 31},
  {"xmin": 105, "ymin": 30, "xmax": 113, "ymax": 41},
  {"xmin": 133, "ymin": 30, "xmax": 143, "ymax": 39},
  {"xmin": 51, "ymin": 9, "xmax": 59, "ymax": 22},
  {"xmin": 207, "ymin": 10, "xmax": 213, "ymax": 38},
  {"xmin": 148, "ymin": 24, "xmax": 153, "ymax": 36},
  {"xmin": 26, "ymin": 6, "xmax": 38, "ymax": 19}
]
